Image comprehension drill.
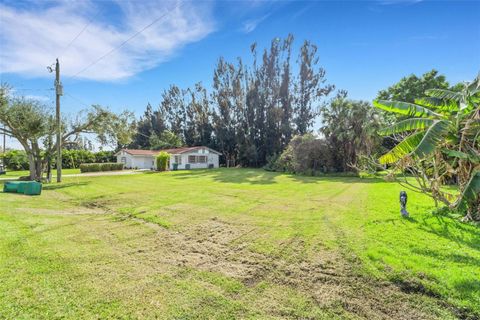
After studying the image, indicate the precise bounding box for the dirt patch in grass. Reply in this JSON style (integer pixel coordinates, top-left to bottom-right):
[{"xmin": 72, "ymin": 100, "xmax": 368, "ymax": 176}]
[{"xmin": 102, "ymin": 214, "xmax": 453, "ymax": 319}]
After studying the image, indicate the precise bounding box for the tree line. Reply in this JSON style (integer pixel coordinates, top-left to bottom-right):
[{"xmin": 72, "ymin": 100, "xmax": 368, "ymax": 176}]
[{"xmin": 130, "ymin": 35, "xmax": 334, "ymax": 167}]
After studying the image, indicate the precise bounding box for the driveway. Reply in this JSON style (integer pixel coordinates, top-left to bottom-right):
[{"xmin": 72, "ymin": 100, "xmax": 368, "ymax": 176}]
[{"xmin": 0, "ymin": 170, "xmax": 144, "ymax": 181}]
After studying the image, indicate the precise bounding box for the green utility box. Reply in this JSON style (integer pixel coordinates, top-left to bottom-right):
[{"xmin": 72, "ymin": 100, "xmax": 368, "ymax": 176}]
[
  {"xmin": 23, "ymin": 182, "xmax": 42, "ymax": 195},
  {"xmin": 3, "ymin": 181, "xmax": 25, "ymax": 193},
  {"xmin": 17, "ymin": 182, "xmax": 27, "ymax": 194},
  {"xmin": 172, "ymin": 163, "xmax": 179, "ymax": 171},
  {"xmin": 3, "ymin": 181, "xmax": 42, "ymax": 195}
]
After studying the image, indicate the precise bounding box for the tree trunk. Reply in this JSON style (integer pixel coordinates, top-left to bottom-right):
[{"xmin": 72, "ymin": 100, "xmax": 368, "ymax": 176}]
[
  {"xmin": 35, "ymin": 156, "xmax": 42, "ymax": 181},
  {"xmin": 28, "ymin": 153, "xmax": 36, "ymax": 181},
  {"xmin": 27, "ymin": 154, "xmax": 44, "ymax": 181},
  {"xmin": 46, "ymin": 157, "xmax": 52, "ymax": 183},
  {"xmin": 27, "ymin": 144, "xmax": 44, "ymax": 181}
]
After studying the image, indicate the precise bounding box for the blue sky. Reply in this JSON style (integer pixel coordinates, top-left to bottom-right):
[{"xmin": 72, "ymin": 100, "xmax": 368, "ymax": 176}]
[{"xmin": 1, "ymin": 0, "xmax": 479, "ymax": 148}]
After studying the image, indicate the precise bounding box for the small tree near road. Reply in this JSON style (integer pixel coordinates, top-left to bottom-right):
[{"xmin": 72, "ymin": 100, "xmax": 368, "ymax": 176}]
[{"xmin": 0, "ymin": 85, "xmax": 135, "ymax": 181}]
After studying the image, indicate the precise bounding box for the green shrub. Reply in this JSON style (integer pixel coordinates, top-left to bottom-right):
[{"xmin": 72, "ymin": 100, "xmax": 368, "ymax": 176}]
[
  {"xmin": 79, "ymin": 162, "xmax": 123, "ymax": 173},
  {"xmin": 112, "ymin": 163, "xmax": 124, "ymax": 170},
  {"xmin": 2, "ymin": 150, "xmax": 29, "ymax": 170},
  {"xmin": 156, "ymin": 152, "xmax": 170, "ymax": 171},
  {"xmin": 265, "ymin": 134, "xmax": 334, "ymax": 175},
  {"xmin": 80, "ymin": 163, "xmax": 99, "ymax": 173},
  {"xmin": 359, "ymin": 171, "xmax": 375, "ymax": 179},
  {"xmin": 263, "ymin": 153, "xmax": 281, "ymax": 172},
  {"xmin": 94, "ymin": 151, "xmax": 115, "ymax": 163},
  {"xmin": 62, "ymin": 149, "xmax": 96, "ymax": 169}
]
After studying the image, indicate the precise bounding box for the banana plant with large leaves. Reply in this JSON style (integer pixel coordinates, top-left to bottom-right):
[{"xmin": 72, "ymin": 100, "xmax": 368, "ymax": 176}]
[{"xmin": 373, "ymin": 74, "xmax": 480, "ymax": 219}]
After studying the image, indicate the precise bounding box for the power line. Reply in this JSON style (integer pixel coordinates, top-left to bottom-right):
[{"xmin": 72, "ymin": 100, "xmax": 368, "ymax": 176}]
[
  {"xmin": 68, "ymin": 1, "xmax": 183, "ymax": 81},
  {"xmin": 65, "ymin": 92, "xmax": 90, "ymax": 108},
  {"xmin": 12, "ymin": 88, "xmax": 53, "ymax": 92},
  {"xmin": 59, "ymin": 8, "xmax": 103, "ymax": 59}
]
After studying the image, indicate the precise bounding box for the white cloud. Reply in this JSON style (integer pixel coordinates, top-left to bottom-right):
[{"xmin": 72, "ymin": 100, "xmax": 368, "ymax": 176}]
[
  {"xmin": 0, "ymin": 0, "xmax": 215, "ymax": 81},
  {"xmin": 241, "ymin": 14, "xmax": 270, "ymax": 33}
]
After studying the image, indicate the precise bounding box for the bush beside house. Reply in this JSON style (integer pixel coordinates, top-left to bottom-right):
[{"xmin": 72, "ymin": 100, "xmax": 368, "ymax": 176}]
[{"xmin": 156, "ymin": 152, "xmax": 170, "ymax": 171}]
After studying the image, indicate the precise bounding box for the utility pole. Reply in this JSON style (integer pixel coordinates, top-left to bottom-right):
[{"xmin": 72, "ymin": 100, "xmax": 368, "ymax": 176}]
[
  {"xmin": 0, "ymin": 125, "xmax": 4, "ymax": 174},
  {"xmin": 49, "ymin": 59, "xmax": 63, "ymax": 182},
  {"xmin": 55, "ymin": 59, "xmax": 63, "ymax": 182},
  {"xmin": 2, "ymin": 125, "xmax": 5, "ymax": 153}
]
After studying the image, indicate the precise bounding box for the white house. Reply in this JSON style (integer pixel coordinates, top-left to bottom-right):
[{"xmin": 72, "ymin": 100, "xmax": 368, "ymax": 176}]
[{"xmin": 115, "ymin": 146, "xmax": 221, "ymax": 170}]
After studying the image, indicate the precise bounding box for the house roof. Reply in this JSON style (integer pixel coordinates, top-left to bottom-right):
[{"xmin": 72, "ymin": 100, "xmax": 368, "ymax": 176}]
[
  {"xmin": 118, "ymin": 149, "xmax": 159, "ymax": 156},
  {"xmin": 116, "ymin": 146, "xmax": 221, "ymax": 156}
]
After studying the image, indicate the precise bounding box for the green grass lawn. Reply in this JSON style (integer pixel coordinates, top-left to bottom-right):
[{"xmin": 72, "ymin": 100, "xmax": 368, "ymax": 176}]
[{"xmin": 1, "ymin": 168, "xmax": 478, "ymax": 319}]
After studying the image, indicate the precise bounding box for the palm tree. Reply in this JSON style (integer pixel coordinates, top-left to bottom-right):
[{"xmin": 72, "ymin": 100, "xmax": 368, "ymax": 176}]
[
  {"xmin": 321, "ymin": 97, "xmax": 385, "ymax": 172},
  {"xmin": 373, "ymin": 75, "xmax": 479, "ymax": 220}
]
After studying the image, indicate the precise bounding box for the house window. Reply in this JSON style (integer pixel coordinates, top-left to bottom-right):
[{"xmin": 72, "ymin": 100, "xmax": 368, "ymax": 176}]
[
  {"xmin": 121, "ymin": 157, "xmax": 126, "ymax": 164},
  {"xmin": 175, "ymin": 155, "xmax": 182, "ymax": 164},
  {"xmin": 187, "ymin": 155, "xmax": 207, "ymax": 164}
]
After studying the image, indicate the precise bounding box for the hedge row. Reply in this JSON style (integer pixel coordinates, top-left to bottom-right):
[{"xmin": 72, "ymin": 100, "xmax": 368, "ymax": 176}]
[
  {"xmin": 63, "ymin": 150, "xmax": 115, "ymax": 168},
  {"xmin": 0, "ymin": 150, "xmax": 116, "ymax": 170},
  {"xmin": 79, "ymin": 163, "xmax": 124, "ymax": 173}
]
